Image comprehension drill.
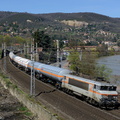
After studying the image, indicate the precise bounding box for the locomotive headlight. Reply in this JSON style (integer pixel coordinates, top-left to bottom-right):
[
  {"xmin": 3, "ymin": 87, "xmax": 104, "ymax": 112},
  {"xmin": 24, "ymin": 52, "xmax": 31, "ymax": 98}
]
[{"xmin": 113, "ymin": 96, "xmax": 117, "ymax": 100}]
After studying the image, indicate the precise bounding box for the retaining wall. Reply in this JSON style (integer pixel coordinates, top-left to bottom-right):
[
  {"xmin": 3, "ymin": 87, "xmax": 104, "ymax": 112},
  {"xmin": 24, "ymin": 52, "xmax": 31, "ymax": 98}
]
[{"xmin": 0, "ymin": 76, "xmax": 59, "ymax": 120}]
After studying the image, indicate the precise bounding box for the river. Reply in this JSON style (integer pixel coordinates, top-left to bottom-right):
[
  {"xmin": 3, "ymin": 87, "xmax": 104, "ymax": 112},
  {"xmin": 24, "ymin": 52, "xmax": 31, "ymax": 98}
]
[
  {"xmin": 97, "ymin": 55, "xmax": 120, "ymax": 88},
  {"xmin": 97, "ymin": 55, "xmax": 120, "ymax": 76}
]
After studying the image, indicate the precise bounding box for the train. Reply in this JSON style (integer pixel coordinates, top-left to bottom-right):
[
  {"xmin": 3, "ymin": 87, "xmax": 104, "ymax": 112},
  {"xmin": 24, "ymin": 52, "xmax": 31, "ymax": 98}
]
[{"xmin": 9, "ymin": 51, "xmax": 119, "ymax": 109}]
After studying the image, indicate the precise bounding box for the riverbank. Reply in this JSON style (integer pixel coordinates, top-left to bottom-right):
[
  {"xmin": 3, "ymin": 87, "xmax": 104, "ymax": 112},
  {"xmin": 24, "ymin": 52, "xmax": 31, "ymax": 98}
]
[{"xmin": 111, "ymin": 75, "xmax": 120, "ymax": 93}]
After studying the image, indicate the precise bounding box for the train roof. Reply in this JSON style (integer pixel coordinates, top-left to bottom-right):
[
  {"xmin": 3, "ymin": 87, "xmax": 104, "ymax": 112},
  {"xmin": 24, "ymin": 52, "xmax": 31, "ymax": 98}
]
[
  {"xmin": 66, "ymin": 74, "xmax": 117, "ymax": 86},
  {"xmin": 28, "ymin": 61, "xmax": 44, "ymax": 68},
  {"xmin": 41, "ymin": 64, "xmax": 71, "ymax": 74}
]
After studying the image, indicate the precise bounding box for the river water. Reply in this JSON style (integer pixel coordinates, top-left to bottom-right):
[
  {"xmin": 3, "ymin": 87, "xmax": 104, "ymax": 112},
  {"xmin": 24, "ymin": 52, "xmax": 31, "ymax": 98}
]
[
  {"xmin": 97, "ymin": 55, "xmax": 120, "ymax": 87},
  {"xmin": 97, "ymin": 55, "xmax": 120, "ymax": 76}
]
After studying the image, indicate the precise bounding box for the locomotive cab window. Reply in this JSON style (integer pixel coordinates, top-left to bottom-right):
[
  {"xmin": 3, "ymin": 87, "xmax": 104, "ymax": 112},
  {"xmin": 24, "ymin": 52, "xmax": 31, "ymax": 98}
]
[
  {"xmin": 94, "ymin": 85, "xmax": 96, "ymax": 89},
  {"xmin": 94, "ymin": 85, "xmax": 100, "ymax": 90},
  {"xmin": 109, "ymin": 86, "xmax": 116, "ymax": 91},
  {"xmin": 100, "ymin": 86, "xmax": 108, "ymax": 90},
  {"xmin": 100, "ymin": 86, "xmax": 116, "ymax": 91}
]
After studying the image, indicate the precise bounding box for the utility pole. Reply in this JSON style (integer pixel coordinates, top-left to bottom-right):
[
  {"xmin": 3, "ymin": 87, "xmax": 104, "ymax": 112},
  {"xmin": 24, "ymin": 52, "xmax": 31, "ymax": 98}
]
[
  {"xmin": 24, "ymin": 43, "xmax": 26, "ymax": 55},
  {"xmin": 35, "ymin": 42, "xmax": 38, "ymax": 61},
  {"xmin": 3, "ymin": 43, "xmax": 6, "ymax": 71},
  {"xmin": 30, "ymin": 39, "xmax": 35, "ymax": 96},
  {"xmin": 27, "ymin": 43, "xmax": 29, "ymax": 55},
  {"xmin": 57, "ymin": 40, "xmax": 61, "ymax": 67},
  {"xmin": 79, "ymin": 50, "xmax": 82, "ymax": 61}
]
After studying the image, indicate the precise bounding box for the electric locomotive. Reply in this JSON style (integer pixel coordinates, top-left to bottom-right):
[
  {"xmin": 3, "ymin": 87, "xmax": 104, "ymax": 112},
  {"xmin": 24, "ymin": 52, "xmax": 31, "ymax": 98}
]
[{"xmin": 9, "ymin": 52, "xmax": 119, "ymax": 109}]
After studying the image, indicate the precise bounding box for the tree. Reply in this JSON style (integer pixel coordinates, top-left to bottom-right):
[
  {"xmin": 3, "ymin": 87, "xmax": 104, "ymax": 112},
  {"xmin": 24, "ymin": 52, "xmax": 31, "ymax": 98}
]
[
  {"xmin": 68, "ymin": 50, "xmax": 112, "ymax": 81},
  {"xmin": 68, "ymin": 50, "xmax": 97, "ymax": 77},
  {"xmin": 32, "ymin": 30, "xmax": 53, "ymax": 51},
  {"xmin": 4, "ymin": 35, "xmax": 12, "ymax": 46},
  {"xmin": 0, "ymin": 35, "xmax": 4, "ymax": 45},
  {"xmin": 96, "ymin": 44, "xmax": 109, "ymax": 57},
  {"xmin": 117, "ymin": 40, "xmax": 120, "ymax": 46},
  {"xmin": 68, "ymin": 38, "xmax": 85, "ymax": 50},
  {"xmin": 95, "ymin": 65, "xmax": 112, "ymax": 82}
]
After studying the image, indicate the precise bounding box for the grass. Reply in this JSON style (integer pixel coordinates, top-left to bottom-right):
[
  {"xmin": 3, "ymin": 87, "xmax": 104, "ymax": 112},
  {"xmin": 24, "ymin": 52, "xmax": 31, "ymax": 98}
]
[
  {"xmin": 0, "ymin": 72, "xmax": 34, "ymax": 119},
  {"xmin": 0, "ymin": 71, "xmax": 61, "ymax": 120},
  {"xmin": 18, "ymin": 105, "xmax": 33, "ymax": 117}
]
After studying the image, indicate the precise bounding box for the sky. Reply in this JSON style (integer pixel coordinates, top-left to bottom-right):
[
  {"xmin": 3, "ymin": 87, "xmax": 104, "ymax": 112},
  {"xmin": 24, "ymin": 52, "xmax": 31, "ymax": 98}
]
[{"xmin": 0, "ymin": 0, "xmax": 120, "ymax": 18}]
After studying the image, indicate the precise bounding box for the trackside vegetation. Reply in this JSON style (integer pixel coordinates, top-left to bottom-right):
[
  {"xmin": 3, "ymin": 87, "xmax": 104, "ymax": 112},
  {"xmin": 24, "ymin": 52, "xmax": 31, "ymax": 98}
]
[
  {"xmin": 68, "ymin": 49, "xmax": 112, "ymax": 81},
  {"xmin": 0, "ymin": 30, "xmax": 116, "ymax": 82}
]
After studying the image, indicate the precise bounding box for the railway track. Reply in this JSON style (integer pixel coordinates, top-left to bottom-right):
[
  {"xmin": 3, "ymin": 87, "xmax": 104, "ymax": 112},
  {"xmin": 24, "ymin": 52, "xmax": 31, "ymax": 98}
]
[
  {"xmin": 107, "ymin": 95, "xmax": 120, "ymax": 119},
  {"xmin": 1, "ymin": 56, "xmax": 120, "ymax": 120}
]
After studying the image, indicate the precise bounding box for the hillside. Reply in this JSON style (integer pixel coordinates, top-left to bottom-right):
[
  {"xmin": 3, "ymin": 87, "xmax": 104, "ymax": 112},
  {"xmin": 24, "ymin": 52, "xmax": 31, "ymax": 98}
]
[
  {"xmin": 1, "ymin": 11, "xmax": 120, "ymax": 29},
  {"xmin": 0, "ymin": 11, "xmax": 16, "ymax": 21},
  {"xmin": 40, "ymin": 12, "xmax": 116, "ymax": 22},
  {"xmin": 0, "ymin": 11, "xmax": 120, "ymax": 44}
]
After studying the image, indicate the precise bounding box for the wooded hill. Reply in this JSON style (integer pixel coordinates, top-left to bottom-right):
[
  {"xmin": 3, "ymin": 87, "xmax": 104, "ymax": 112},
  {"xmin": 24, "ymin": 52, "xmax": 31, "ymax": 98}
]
[{"xmin": 0, "ymin": 11, "xmax": 120, "ymax": 42}]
